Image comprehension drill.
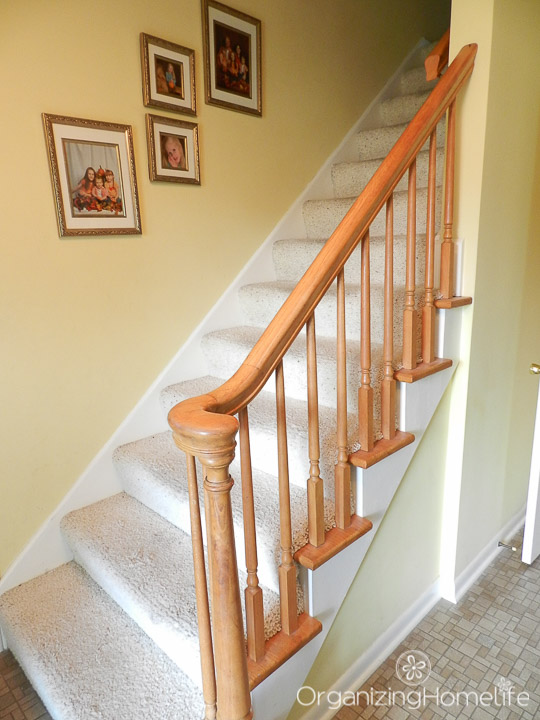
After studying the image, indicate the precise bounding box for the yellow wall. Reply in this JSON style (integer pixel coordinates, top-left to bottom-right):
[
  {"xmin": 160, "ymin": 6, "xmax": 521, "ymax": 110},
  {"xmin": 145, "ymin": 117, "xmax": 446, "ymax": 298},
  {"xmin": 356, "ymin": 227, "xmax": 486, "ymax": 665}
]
[
  {"xmin": 454, "ymin": 0, "xmax": 540, "ymax": 574},
  {"xmin": 0, "ymin": 0, "xmax": 449, "ymax": 577}
]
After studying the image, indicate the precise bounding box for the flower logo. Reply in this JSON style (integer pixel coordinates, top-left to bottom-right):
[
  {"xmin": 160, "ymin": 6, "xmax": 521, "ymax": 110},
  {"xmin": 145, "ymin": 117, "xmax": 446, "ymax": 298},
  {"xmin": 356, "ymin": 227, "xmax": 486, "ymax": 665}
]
[
  {"xmin": 495, "ymin": 676, "xmax": 514, "ymax": 693},
  {"xmin": 396, "ymin": 650, "xmax": 432, "ymax": 686}
]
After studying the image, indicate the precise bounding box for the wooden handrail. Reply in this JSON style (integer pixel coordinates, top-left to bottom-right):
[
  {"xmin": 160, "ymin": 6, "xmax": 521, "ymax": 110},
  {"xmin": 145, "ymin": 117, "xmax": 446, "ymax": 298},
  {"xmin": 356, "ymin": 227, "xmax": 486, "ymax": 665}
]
[
  {"xmin": 425, "ymin": 29, "xmax": 450, "ymax": 81},
  {"xmin": 168, "ymin": 43, "xmax": 477, "ymax": 449},
  {"xmin": 168, "ymin": 42, "xmax": 476, "ymax": 720}
]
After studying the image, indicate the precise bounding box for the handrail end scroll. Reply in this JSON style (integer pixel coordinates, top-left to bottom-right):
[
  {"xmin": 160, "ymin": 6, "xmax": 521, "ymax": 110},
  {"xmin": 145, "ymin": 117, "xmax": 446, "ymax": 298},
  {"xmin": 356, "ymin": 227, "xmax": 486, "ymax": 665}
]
[{"xmin": 168, "ymin": 394, "xmax": 239, "ymax": 467}]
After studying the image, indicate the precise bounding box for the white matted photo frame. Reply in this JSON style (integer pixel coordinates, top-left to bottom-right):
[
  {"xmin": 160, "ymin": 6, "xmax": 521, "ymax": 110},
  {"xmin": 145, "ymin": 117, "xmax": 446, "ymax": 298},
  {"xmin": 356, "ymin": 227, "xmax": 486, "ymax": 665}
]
[
  {"xmin": 146, "ymin": 114, "xmax": 200, "ymax": 184},
  {"xmin": 140, "ymin": 33, "xmax": 196, "ymax": 116},
  {"xmin": 42, "ymin": 113, "xmax": 142, "ymax": 237},
  {"xmin": 202, "ymin": 0, "xmax": 262, "ymax": 116}
]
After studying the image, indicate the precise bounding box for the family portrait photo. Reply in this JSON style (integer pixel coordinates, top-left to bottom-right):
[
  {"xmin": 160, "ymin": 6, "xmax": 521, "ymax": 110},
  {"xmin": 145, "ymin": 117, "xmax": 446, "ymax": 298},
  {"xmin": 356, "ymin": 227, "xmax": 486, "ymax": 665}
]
[
  {"xmin": 64, "ymin": 141, "xmax": 125, "ymax": 217},
  {"xmin": 213, "ymin": 22, "xmax": 251, "ymax": 98},
  {"xmin": 202, "ymin": 0, "xmax": 261, "ymax": 116},
  {"xmin": 43, "ymin": 113, "xmax": 141, "ymax": 236}
]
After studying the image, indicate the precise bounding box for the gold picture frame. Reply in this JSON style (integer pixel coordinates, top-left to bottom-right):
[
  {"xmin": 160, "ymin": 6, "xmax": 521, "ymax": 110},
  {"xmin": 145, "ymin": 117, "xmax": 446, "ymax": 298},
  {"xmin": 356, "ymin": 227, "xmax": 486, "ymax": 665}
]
[
  {"xmin": 202, "ymin": 0, "xmax": 262, "ymax": 116},
  {"xmin": 42, "ymin": 113, "xmax": 142, "ymax": 237},
  {"xmin": 140, "ymin": 33, "xmax": 197, "ymax": 116},
  {"xmin": 146, "ymin": 114, "xmax": 201, "ymax": 184}
]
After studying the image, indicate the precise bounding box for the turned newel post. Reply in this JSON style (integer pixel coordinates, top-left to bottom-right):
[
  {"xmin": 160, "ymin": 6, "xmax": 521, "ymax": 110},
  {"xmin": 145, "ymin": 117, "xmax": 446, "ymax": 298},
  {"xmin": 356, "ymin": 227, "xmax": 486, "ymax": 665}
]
[
  {"xmin": 169, "ymin": 400, "xmax": 253, "ymax": 720},
  {"xmin": 202, "ymin": 452, "xmax": 252, "ymax": 720}
]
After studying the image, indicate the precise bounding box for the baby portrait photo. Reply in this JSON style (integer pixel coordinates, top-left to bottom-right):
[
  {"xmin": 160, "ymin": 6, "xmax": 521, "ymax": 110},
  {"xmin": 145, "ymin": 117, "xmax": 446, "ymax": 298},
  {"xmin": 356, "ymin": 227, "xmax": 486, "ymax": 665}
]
[
  {"xmin": 145, "ymin": 114, "xmax": 200, "ymax": 184},
  {"xmin": 160, "ymin": 133, "xmax": 188, "ymax": 171}
]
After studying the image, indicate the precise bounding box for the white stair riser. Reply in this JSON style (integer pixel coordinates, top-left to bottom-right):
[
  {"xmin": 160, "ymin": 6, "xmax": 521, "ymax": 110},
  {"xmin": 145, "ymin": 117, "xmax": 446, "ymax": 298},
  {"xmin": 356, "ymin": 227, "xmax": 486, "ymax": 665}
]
[
  {"xmin": 332, "ymin": 147, "xmax": 444, "ymax": 198},
  {"xmin": 303, "ymin": 186, "xmax": 442, "ymax": 240}
]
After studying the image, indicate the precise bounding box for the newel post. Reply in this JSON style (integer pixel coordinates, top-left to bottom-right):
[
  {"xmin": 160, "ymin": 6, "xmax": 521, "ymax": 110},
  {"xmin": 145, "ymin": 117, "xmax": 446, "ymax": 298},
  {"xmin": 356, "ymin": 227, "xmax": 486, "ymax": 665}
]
[{"xmin": 170, "ymin": 401, "xmax": 253, "ymax": 720}]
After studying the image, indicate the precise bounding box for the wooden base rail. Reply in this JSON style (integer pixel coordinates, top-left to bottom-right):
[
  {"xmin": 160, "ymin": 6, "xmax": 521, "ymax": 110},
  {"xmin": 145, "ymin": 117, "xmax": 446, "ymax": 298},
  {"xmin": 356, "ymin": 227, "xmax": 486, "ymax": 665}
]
[
  {"xmin": 168, "ymin": 38, "xmax": 476, "ymax": 720},
  {"xmin": 425, "ymin": 29, "xmax": 450, "ymax": 82}
]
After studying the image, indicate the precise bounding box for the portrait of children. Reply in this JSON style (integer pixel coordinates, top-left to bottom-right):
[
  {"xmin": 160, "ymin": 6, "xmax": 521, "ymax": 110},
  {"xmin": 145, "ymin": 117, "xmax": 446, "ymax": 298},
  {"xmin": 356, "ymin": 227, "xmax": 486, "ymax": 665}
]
[
  {"xmin": 154, "ymin": 56, "xmax": 184, "ymax": 98},
  {"xmin": 64, "ymin": 140, "xmax": 125, "ymax": 217}
]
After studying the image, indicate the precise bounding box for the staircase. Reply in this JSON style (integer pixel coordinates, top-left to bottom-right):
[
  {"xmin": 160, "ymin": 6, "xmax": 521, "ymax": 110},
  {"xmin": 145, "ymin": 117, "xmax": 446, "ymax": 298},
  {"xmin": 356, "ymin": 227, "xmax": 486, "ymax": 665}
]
[{"xmin": 0, "ymin": 38, "xmax": 476, "ymax": 720}]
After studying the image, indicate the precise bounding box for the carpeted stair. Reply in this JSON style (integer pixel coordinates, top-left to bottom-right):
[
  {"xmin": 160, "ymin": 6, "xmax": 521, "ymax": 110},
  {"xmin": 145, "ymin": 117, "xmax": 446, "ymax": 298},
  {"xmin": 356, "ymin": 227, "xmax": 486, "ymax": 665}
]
[{"xmin": 0, "ymin": 44, "xmax": 443, "ymax": 720}]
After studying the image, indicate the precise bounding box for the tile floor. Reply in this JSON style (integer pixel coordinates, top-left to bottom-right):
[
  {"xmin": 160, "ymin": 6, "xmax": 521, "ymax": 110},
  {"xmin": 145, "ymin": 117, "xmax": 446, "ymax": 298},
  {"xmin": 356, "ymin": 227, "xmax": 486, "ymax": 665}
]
[
  {"xmin": 0, "ymin": 650, "xmax": 50, "ymax": 720},
  {"xmin": 1, "ymin": 529, "xmax": 538, "ymax": 720},
  {"xmin": 332, "ymin": 528, "xmax": 540, "ymax": 719}
]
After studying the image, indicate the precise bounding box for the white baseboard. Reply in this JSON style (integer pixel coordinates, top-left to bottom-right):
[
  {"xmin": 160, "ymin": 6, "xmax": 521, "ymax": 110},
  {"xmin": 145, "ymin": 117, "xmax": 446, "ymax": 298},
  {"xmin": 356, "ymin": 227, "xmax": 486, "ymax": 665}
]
[
  {"xmin": 295, "ymin": 579, "xmax": 441, "ymax": 720},
  {"xmin": 447, "ymin": 506, "xmax": 525, "ymax": 604}
]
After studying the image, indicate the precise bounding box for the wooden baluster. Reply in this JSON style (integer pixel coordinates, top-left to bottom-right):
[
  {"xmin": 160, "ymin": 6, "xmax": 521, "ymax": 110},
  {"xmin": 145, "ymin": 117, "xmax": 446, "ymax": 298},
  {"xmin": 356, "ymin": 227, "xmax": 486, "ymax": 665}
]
[
  {"xmin": 440, "ymin": 100, "xmax": 456, "ymax": 298},
  {"xmin": 381, "ymin": 197, "xmax": 396, "ymax": 440},
  {"xmin": 306, "ymin": 314, "xmax": 325, "ymax": 547},
  {"xmin": 238, "ymin": 407, "xmax": 265, "ymax": 663},
  {"xmin": 402, "ymin": 159, "xmax": 417, "ymax": 370},
  {"xmin": 186, "ymin": 454, "xmax": 217, "ymax": 720},
  {"xmin": 335, "ymin": 269, "xmax": 351, "ymax": 529},
  {"xmin": 423, "ymin": 129, "xmax": 437, "ymax": 364},
  {"xmin": 275, "ymin": 360, "xmax": 298, "ymax": 635},
  {"xmin": 358, "ymin": 230, "xmax": 374, "ymax": 451},
  {"xmin": 200, "ymin": 451, "xmax": 253, "ymax": 720}
]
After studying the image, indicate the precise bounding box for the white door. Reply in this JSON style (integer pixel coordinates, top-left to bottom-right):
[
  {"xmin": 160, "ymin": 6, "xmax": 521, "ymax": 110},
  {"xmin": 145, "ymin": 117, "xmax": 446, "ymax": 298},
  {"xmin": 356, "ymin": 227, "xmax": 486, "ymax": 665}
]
[{"xmin": 522, "ymin": 363, "xmax": 540, "ymax": 564}]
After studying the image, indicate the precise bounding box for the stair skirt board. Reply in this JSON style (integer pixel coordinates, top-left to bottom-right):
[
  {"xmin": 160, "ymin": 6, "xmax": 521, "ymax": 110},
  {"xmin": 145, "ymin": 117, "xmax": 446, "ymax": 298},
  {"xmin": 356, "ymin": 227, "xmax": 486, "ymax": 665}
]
[{"xmin": 0, "ymin": 39, "xmax": 465, "ymax": 720}]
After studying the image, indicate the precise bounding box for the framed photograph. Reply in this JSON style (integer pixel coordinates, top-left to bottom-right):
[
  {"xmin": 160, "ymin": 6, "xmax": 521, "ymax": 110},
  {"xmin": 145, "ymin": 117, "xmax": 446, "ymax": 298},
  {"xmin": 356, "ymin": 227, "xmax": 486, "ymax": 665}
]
[
  {"xmin": 140, "ymin": 33, "xmax": 196, "ymax": 116},
  {"xmin": 42, "ymin": 114, "xmax": 142, "ymax": 237},
  {"xmin": 146, "ymin": 114, "xmax": 200, "ymax": 184},
  {"xmin": 202, "ymin": 0, "xmax": 261, "ymax": 116}
]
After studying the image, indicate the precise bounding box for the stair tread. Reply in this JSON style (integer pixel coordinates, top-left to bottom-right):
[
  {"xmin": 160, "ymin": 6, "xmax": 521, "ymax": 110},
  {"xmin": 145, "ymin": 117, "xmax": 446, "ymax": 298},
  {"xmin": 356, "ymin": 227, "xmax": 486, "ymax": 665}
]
[
  {"xmin": 236, "ymin": 279, "xmax": 426, "ymax": 346},
  {"xmin": 61, "ymin": 494, "xmax": 302, "ymax": 675},
  {"xmin": 333, "ymin": 143, "xmax": 432, "ymax": 170},
  {"xmin": 302, "ymin": 184, "xmax": 441, "ymax": 239},
  {"xmin": 160, "ymin": 375, "xmax": 358, "ymax": 490},
  {"xmin": 303, "ymin": 182, "xmax": 432, "ymax": 211},
  {"xmin": 204, "ymin": 323, "xmax": 367, "ymax": 356},
  {"xmin": 240, "ymin": 278, "xmax": 406, "ymax": 294},
  {"xmin": 113, "ymin": 432, "xmax": 334, "ymax": 594},
  {"xmin": 354, "ymin": 118, "xmax": 445, "ymax": 162},
  {"xmin": 332, "ymin": 146, "xmax": 444, "ymax": 197},
  {"xmin": 378, "ymin": 90, "xmax": 431, "ymax": 126},
  {"xmin": 161, "ymin": 374, "xmax": 355, "ymax": 433},
  {"xmin": 398, "ymin": 66, "xmax": 437, "ymax": 95},
  {"xmin": 0, "ymin": 561, "xmax": 205, "ymax": 720},
  {"xmin": 61, "ymin": 493, "xmax": 206, "ymax": 685}
]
